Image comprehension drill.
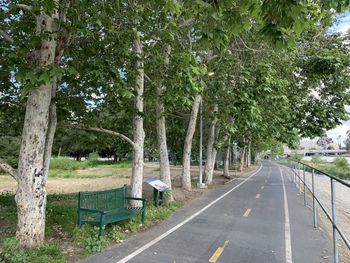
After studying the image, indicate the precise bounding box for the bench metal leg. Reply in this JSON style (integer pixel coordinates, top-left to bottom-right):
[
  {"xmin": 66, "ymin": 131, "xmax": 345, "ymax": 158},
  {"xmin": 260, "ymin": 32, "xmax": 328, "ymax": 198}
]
[
  {"xmin": 141, "ymin": 211, "xmax": 145, "ymax": 224},
  {"xmin": 99, "ymin": 224, "xmax": 105, "ymax": 237},
  {"xmin": 77, "ymin": 211, "xmax": 82, "ymax": 226}
]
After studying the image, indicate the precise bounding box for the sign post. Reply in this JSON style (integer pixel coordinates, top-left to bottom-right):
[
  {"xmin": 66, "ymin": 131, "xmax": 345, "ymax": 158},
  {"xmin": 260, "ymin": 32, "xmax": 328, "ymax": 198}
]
[{"xmin": 145, "ymin": 178, "xmax": 169, "ymax": 206}]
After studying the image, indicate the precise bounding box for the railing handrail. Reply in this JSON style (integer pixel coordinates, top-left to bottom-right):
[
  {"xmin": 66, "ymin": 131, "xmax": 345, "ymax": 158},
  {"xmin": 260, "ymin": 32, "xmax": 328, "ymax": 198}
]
[
  {"xmin": 280, "ymin": 158, "xmax": 349, "ymax": 263},
  {"xmin": 294, "ymin": 160, "xmax": 350, "ymax": 188}
]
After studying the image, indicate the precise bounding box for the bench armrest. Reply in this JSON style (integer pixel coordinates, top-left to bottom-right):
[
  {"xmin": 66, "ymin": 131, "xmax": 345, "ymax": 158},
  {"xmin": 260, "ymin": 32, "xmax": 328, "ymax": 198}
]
[
  {"xmin": 79, "ymin": 208, "xmax": 105, "ymax": 214},
  {"xmin": 125, "ymin": 197, "xmax": 147, "ymax": 208}
]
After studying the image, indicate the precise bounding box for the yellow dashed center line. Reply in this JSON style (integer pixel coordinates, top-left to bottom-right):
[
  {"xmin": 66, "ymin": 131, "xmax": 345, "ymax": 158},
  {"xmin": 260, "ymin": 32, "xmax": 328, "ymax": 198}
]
[
  {"xmin": 209, "ymin": 240, "xmax": 229, "ymax": 263},
  {"xmin": 256, "ymin": 193, "xmax": 261, "ymax": 199},
  {"xmin": 243, "ymin": 208, "xmax": 252, "ymax": 217}
]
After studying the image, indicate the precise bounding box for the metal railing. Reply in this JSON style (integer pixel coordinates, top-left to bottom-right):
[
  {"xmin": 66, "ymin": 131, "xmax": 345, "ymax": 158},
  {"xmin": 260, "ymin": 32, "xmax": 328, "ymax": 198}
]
[{"xmin": 280, "ymin": 159, "xmax": 350, "ymax": 263}]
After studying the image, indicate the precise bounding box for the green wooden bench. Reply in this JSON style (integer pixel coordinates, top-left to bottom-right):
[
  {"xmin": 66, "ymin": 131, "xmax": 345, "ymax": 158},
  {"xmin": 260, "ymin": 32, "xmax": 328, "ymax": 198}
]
[{"xmin": 77, "ymin": 185, "xmax": 146, "ymax": 236}]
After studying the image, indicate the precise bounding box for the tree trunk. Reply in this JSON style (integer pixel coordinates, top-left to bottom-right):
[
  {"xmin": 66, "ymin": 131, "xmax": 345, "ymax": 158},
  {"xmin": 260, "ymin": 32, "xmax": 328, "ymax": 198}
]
[
  {"xmin": 130, "ymin": 33, "xmax": 145, "ymax": 204},
  {"xmin": 57, "ymin": 145, "xmax": 62, "ymax": 158},
  {"xmin": 156, "ymin": 44, "xmax": 173, "ymax": 201},
  {"xmin": 204, "ymin": 105, "xmax": 218, "ymax": 185},
  {"xmin": 181, "ymin": 94, "xmax": 202, "ymax": 191},
  {"xmin": 208, "ymin": 127, "xmax": 220, "ymax": 181},
  {"xmin": 247, "ymin": 141, "xmax": 251, "ymax": 167},
  {"xmin": 15, "ymin": 12, "xmax": 58, "ymax": 247},
  {"xmin": 223, "ymin": 137, "xmax": 231, "ymax": 178},
  {"xmin": 239, "ymin": 146, "xmax": 246, "ymax": 172},
  {"xmin": 43, "ymin": 80, "xmax": 57, "ymax": 182}
]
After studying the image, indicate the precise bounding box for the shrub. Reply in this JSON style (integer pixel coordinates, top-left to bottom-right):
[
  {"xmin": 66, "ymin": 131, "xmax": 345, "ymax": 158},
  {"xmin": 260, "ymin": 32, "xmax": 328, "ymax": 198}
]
[
  {"xmin": 88, "ymin": 152, "xmax": 99, "ymax": 161},
  {"xmin": 290, "ymin": 153, "xmax": 302, "ymax": 162},
  {"xmin": 311, "ymin": 154, "xmax": 322, "ymax": 164},
  {"xmin": 333, "ymin": 157, "xmax": 348, "ymax": 170}
]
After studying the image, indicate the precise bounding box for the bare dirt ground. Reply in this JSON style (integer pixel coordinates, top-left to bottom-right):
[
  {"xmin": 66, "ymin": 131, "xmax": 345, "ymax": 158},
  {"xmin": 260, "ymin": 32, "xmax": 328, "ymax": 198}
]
[{"xmin": 282, "ymin": 166, "xmax": 350, "ymax": 262}]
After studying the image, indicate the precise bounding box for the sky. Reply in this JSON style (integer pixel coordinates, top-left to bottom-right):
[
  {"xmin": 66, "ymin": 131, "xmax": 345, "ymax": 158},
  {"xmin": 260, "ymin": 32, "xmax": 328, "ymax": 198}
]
[{"xmin": 305, "ymin": 12, "xmax": 350, "ymax": 143}]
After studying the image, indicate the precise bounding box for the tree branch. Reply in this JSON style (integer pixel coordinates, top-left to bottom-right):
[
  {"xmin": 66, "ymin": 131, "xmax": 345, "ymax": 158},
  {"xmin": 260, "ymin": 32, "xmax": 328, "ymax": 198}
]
[
  {"xmin": 0, "ymin": 158, "xmax": 17, "ymax": 181},
  {"xmin": 144, "ymin": 73, "xmax": 152, "ymax": 83},
  {"xmin": 16, "ymin": 4, "xmax": 33, "ymax": 12},
  {"xmin": 0, "ymin": 30, "xmax": 14, "ymax": 43},
  {"xmin": 68, "ymin": 124, "xmax": 136, "ymax": 148},
  {"xmin": 15, "ymin": 4, "xmax": 35, "ymax": 17}
]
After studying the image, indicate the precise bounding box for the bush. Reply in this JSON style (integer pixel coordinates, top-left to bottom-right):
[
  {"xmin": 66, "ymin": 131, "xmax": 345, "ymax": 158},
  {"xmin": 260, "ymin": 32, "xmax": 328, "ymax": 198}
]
[
  {"xmin": 88, "ymin": 152, "xmax": 99, "ymax": 161},
  {"xmin": 311, "ymin": 154, "xmax": 323, "ymax": 164},
  {"xmin": 333, "ymin": 157, "xmax": 348, "ymax": 170},
  {"xmin": 290, "ymin": 153, "xmax": 302, "ymax": 162}
]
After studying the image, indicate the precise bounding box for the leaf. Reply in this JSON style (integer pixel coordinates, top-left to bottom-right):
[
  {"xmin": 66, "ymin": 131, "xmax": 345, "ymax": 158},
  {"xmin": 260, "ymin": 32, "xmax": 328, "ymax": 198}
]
[{"xmin": 191, "ymin": 66, "xmax": 200, "ymax": 75}]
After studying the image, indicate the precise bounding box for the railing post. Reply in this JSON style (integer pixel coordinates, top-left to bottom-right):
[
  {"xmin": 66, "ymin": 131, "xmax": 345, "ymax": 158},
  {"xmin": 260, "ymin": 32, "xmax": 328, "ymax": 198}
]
[
  {"xmin": 303, "ymin": 164, "xmax": 306, "ymax": 206},
  {"xmin": 298, "ymin": 163, "xmax": 301, "ymax": 194},
  {"xmin": 312, "ymin": 168, "xmax": 317, "ymax": 228},
  {"xmin": 331, "ymin": 178, "xmax": 339, "ymax": 263}
]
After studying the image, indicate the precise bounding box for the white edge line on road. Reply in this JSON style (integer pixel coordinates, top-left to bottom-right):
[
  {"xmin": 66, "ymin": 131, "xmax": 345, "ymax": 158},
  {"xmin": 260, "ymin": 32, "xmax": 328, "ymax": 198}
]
[
  {"xmin": 279, "ymin": 166, "xmax": 293, "ymax": 263},
  {"xmin": 116, "ymin": 164, "xmax": 263, "ymax": 263}
]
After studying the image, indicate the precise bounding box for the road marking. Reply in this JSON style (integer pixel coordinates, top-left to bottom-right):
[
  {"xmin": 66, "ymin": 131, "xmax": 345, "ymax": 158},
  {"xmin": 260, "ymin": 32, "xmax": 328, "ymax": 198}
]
[
  {"xmin": 279, "ymin": 166, "xmax": 293, "ymax": 263},
  {"xmin": 243, "ymin": 208, "xmax": 252, "ymax": 217},
  {"xmin": 261, "ymin": 185, "xmax": 265, "ymax": 190},
  {"xmin": 256, "ymin": 193, "xmax": 261, "ymax": 199},
  {"xmin": 208, "ymin": 240, "xmax": 229, "ymax": 263},
  {"xmin": 265, "ymin": 179, "xmax": 268, "ymax": 183},
  {"xmin": 115, "ymin": 165, "xmax": 263, "ymax": 263}
]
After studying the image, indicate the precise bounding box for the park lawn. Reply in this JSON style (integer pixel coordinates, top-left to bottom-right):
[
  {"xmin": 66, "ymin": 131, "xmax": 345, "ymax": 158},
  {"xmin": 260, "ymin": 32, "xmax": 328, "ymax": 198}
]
[
  {"xmin": 48, "ymin": 159, "xmax": 132, "ymax": 179},
  {"xmin": 0, "ymin": 191, "xmax": 182, "ymax": 262}
]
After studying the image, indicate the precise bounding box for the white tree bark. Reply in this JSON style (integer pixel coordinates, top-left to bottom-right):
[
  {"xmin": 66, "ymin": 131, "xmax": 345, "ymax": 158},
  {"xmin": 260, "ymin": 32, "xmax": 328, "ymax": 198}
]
[
  {"xmin": 15, "ymin": 16, "xmax": 57, "ymax": 248},
  {"xmin": 0, "ymin": 158, "xmax": 17, "ymax": 181},
  {"xmin": 239, "ymin": 145, "xmax": 246, "ymax": 172},
  {"xmin": 130, "ymin": 33, "xmax": 145, "ymax": 203},
  {"xmin": 247, "ymin": 140, "xmax": 252, "ymax": 167},
  {"xmin": 223, "ymin": 137, "xmax": 231, "ymax": 178},
  {"xmin": 204, "ymin": 105, "xmax": 218, "ymax": 185},
  {"xmin": 208, "ymin": 127, "xmax": 220, "ymax": 181},
  {"xmin": 156, "ymin": 44, "xmax": 173, "ymax": 201},
  {"xmin": 181, "ymin": 94, "xmax": 202, "ymax": 191},
  {"xmin": 42, "ymin": 80, "xmax": 57, "ymax": 183}
]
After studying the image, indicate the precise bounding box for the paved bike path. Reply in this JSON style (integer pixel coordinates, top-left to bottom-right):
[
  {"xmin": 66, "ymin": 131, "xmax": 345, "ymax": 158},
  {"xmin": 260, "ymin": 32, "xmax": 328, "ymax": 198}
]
[{"xmin": 82, "ymin": 161, "xmax": 331, "ymax": 263}]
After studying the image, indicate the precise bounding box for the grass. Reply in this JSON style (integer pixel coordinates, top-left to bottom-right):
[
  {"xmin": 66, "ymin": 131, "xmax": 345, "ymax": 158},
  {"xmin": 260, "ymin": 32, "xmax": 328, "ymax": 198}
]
[
  {"xmin": 48, "ymin": 158, "xmax": 132, "ymax": 179},
  {"xmin": 0, "ymin": 191, "xmax": 183, "ymax": 262}
]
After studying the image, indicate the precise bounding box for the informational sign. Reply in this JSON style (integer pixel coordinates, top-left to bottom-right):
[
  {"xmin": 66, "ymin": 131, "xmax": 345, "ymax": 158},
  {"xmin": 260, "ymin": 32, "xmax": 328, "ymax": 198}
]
[{"xmin": 145, "ymin": 178, "xmax": 169, "ymax": 192}]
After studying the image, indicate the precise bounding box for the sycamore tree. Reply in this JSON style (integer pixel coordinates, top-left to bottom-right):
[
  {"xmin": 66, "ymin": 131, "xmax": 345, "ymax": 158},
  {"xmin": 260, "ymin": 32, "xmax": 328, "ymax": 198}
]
[{"xmin": 0, "ymin": 0, "xmax": 349, "ymax": 248}]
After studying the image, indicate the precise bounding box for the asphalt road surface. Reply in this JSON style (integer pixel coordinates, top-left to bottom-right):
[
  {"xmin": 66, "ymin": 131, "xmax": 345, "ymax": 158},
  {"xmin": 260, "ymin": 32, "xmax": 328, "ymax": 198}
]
[{"xmin": 83, "ymin": 161, "xmax": 332, "ymax": 263}]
